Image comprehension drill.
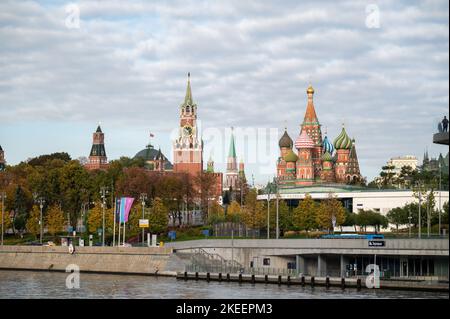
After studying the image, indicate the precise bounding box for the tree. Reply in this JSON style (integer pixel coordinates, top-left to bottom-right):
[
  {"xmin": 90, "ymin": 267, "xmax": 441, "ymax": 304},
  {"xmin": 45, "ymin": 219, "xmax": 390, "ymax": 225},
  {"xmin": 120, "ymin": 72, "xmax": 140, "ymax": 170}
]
[
  {"xmin": 292, "ymin": 194, "xmax": 318, "ymax": 232},
  {"xmin": 387, "ymin": 207, "xmax": 409, "ymax": 232},
  {"xmin": 26, "ymin": 205, "xmax": 41, "ymax": 238},
  {"xmin": 207, "ymin": 201, "xmax": 225, "ymax": 225},
  {"xmin": 356, "ymin": 209, "xmax": 388, "ymax": 233},
  {"xmin": 226, "ymin": 200, "xmax": 242, "ymax": 222},
  {"xmin": 194, "ymin": 171, "xmax": 217, "ymax": 223},
  {"xmin": 46, "ymin": 204, "xmax": 65, "ymax": 236},
  {"xmin": 315, "ymin": 194, "xmax": 346, "ymax": 232},
  {"xmin": 269, "ymin": 200, "xmax": 291, "ymax": 235},
  {"xmin": 342, "ymin": 210, "xmax": 357, "ymax": 232},
  {"xmin": 441, "ymin": 201, "xmax": 449, "ymax": 225},
  {"xmin": 87, "ymin": 202, "xmax": 113, "ymax": 236},
  {"xmin": 149, "ymin": 197, "xmax": 169, "ymax": 234},
  {"xmin": 241, "ymin": 189, "xmax": 265, "ymax": 235}
]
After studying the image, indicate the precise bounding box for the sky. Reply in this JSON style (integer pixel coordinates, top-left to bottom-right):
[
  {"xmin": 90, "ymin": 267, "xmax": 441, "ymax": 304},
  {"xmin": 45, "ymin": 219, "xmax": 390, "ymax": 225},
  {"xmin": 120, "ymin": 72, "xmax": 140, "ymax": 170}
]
[{"xmin": 0, "ymin": 0, "xmax": 448, "ymax": 185}]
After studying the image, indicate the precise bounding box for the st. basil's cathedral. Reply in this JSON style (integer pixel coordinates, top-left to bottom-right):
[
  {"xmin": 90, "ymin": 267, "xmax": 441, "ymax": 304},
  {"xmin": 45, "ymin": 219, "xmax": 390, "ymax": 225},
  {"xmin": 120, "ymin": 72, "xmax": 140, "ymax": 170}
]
[{"xmin": 277, "ymin": 85, "xmax": 363, "ymax": 186}]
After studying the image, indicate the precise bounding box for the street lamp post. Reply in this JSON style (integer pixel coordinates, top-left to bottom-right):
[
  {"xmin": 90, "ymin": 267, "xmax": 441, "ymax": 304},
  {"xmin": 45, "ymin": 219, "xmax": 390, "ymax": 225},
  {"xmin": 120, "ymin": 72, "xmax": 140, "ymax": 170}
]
[
  {"xmin": 266, "ymin": 183, "xmax": 270, "ymax": 239},
  {"xmin": 100, "ymin": 187, "xmax": 108, "ymax": 246},
  {"xmin": 408, "ymin": 210, "xmax": 412, "ymax": 238},
  {"xmin": 416, "ymin": 182, "xmax": 422, "ymax": 239},
  {"xmin": 275, "ymin": 178, "xmax": 279, "ymax": 240},
  {"xmin": 0, "ymin": 192, "xmax": 6, "ymax": 246},
  {"xmin": 439, "ymin": 162, "xmax": 442, "ymax": 237},
  {"xmin": 34, "ymin": 195, "xmax": 45, "ymax": 244},
  {"xmin": 140, "ymin": 193, "xmax": 147, "ymax": 246}
]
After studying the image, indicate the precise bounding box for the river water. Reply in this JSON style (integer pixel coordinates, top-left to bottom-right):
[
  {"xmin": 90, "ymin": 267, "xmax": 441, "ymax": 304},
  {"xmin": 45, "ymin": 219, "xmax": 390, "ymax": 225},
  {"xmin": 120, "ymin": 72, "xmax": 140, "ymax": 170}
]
[{"xmin": 0, "ymin": 270, "xmax": 447, "ymax": 299}]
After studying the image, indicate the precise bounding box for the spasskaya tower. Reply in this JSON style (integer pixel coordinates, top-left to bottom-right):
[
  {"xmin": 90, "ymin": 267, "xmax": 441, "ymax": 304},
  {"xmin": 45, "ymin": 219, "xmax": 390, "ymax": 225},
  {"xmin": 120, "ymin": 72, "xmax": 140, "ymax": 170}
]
[{"xmin": 173, "ymin": 73, "xmax": 203, "ymax": 175}]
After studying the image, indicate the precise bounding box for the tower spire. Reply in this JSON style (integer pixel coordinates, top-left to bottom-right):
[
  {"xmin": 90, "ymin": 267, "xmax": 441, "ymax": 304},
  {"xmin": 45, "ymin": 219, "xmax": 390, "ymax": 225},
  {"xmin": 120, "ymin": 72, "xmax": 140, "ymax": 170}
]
[
  {"xmin": 184, "ymin": 72, "xmax": 193, "ymax": 106},
  {"xmin": 228, "ymin": 127, "xmax": 237, "ymax": 158}
]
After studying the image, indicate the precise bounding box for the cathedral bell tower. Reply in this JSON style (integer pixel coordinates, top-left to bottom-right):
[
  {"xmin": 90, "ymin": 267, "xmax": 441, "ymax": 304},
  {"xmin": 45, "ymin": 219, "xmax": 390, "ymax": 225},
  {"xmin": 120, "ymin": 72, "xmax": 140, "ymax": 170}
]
[{"xmin": 173, "ymin": 73, "xmax": 203, "ymax": 176}]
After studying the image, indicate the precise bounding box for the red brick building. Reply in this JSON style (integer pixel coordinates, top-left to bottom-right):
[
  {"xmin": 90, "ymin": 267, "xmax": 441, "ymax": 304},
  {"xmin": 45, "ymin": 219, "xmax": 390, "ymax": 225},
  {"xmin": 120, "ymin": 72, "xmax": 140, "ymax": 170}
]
[{"xmin": 85, "ymin": 125, "xmax": 109, "ymax": 171}]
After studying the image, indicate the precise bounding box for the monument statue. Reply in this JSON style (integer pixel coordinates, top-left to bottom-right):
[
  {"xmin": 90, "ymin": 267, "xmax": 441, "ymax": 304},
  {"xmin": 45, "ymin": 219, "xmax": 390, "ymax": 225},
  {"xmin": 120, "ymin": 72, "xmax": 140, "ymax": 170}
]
[{"xmin": 442, "ymin": 116, "xmax": 449, "ymax": 133}]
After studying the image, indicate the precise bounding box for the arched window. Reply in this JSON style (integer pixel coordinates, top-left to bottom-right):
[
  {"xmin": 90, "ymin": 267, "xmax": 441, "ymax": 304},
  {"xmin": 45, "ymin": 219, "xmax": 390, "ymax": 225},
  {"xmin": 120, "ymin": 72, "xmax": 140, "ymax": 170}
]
[{"xmin": 186, "ymin": 106, "xmax": 190, "ymax": 113}]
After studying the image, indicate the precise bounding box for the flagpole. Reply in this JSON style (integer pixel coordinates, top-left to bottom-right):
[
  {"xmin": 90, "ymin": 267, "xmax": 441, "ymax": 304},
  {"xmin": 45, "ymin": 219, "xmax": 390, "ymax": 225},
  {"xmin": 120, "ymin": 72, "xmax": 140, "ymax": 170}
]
[
  {"xmin": 113, "ymin": 197, "xmax": 117, "ymax": 247},
  {"xmin": 123, "ymin": 219, "xmax": 126, "ymax": 246}
]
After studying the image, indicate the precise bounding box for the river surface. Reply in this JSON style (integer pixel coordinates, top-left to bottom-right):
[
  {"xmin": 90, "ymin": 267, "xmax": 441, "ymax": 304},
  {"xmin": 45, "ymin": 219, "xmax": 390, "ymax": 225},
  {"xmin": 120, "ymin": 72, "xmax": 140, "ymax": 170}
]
[{"xmin": 0, "ymin": 270, "xmax": 447, "ymax": 299}]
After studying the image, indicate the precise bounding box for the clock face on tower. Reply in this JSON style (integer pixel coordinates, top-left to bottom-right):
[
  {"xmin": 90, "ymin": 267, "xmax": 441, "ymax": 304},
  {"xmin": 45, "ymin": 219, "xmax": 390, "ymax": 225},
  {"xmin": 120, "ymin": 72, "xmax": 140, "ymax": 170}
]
[{"xmin": 183, "ymin": 125, "xmax": 193, "ymax": 137}]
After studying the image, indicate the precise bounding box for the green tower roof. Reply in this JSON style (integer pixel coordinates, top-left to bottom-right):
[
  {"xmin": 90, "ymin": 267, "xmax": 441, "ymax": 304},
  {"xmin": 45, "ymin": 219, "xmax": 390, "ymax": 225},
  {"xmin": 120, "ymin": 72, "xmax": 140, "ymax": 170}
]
[
  {"xmin": 284, "ymin": 150, "xmax": 298, "ymax": 162},
  {"xmin": 333, "ymin": 125, "xmax": 352, "ymax": 150},
  {"xmin": 228, "ymin": 130, "xmax": 236, "ymax": 158}
]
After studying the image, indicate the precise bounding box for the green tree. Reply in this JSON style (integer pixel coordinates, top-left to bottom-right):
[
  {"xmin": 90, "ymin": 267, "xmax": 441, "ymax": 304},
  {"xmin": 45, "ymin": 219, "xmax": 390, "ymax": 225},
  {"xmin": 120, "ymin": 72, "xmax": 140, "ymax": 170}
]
[
  {"xmin": 207, "ymin": 201, "xmax": 225, "ymax": 225},
  {"xmin": 292, "ymin": 194, "xmax": 318, "ymax": 232},
  {"xmin": 387, "ymin": 207, "xmax": 409, "ymax": 232},
  {"xmin": 46, "ymin": 204, "xmax": 65, "ymax": 236},
  {"xmin": 241, "ymin": 189, "xmax": 265, "ymax": 235},
  {"xmin": 26, "ymin": 205, "xmax": 41, "ymax": 238},
  {"xmin": 149, "ymin": 198, "xmax": 169, "ymax": 234}
]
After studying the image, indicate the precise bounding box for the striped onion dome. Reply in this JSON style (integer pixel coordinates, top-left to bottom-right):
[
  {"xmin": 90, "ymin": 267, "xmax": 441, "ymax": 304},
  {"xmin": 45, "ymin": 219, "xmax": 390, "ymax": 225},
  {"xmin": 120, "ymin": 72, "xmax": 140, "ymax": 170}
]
[
  {"xmin": 295, "ymin": 130, "xmax": 315, "ymax": 149},
  {"xmin": 333, "ymin": 126, "xmax": 352, "ymax": 150},
  {"xmin": 322, "ymin": 151, "xmax": 333, "ymax": 162},
  {"xmin": 278, "ymin": 129, "xmax": 293, "ymax": 148},
  {"xmin": 284, "ymin": 150, "xmax": 298, "ymax": 162},
  {"xmin": 322, "ymin": 135, "xmax": 334, "ymax": 154}
]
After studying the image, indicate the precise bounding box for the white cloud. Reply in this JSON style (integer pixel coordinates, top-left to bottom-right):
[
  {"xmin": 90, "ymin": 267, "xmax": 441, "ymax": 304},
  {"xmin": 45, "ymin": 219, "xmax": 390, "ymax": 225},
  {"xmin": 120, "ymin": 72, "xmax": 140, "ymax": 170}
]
[{"xmin": 0, "ymin": 0, "xmax": 448, "ymax": 183}]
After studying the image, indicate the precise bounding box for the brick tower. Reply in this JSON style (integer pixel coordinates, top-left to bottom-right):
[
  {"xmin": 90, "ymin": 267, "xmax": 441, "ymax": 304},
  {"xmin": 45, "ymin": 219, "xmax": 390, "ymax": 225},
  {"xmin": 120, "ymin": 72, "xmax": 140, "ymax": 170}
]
[
  {"xmin": 224, "ymin": 128, "xmax": 238, "ymax": 190},
  {"xmin": 85, "ymin": 125, "xmax": 108, "ymax": 170},
  {"xmin": 301, "ymin": 85, "xmax": 323, "ymax": 180},
  {"xmin": 173, "ymin": 73, "xmax": 203, "ymax": 176}
]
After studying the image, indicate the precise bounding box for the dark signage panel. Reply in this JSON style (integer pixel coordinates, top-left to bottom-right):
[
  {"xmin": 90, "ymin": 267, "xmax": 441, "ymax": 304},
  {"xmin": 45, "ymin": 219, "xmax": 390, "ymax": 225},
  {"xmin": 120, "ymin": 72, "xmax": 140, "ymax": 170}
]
[{"xmin": 368, "ymin": 240, "xmax": 385, "ymax": 247}]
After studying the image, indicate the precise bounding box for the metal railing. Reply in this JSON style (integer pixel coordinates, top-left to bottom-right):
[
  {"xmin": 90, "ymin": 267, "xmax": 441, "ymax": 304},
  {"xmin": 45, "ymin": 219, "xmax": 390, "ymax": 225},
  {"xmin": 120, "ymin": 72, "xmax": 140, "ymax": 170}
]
[
  {"xmin": 190, "ymin": 248, "xmax": 243, "ymax": 270},
  {"xmin": 185, "ymin": 264, "xmax": 298, "ymax": 277}
]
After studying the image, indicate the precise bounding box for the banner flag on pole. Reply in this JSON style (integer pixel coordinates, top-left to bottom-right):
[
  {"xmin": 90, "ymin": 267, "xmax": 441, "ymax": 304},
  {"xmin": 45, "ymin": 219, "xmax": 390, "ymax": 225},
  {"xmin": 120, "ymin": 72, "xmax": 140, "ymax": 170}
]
[
  {"xmin": 119, "ymin": 197, "xmax": 134, "ymax": 223},
  {"xmin": 115, "ymin": 198, "xmax": 121, "ymax": 223},
  {"xmin": 124, "ymin": 197, "xmax": 134, "ymax": 222}
]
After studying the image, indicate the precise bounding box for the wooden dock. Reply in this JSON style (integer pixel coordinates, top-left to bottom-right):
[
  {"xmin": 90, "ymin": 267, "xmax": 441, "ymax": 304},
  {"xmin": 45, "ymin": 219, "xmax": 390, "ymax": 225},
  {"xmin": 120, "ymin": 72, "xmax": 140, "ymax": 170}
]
[{"xmin": 176, "ymin": 271, "xmax": 449, "ymax": 292}]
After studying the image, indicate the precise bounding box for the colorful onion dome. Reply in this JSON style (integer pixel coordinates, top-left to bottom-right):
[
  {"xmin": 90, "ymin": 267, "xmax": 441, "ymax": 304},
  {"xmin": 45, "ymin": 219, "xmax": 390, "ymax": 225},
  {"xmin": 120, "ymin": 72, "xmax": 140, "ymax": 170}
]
[
  {"xmin": 322, "ymin": 135, "xmax": 334, "ymax": 154},
  {"xmin": 284, "ymin": 150, "xmax": 298, "ymax": 162},
  {"xmin": 333, "ymin": 126, "xmax": 352, "ymax": 150},
  {"xmin": 295, "ymin": 130, "xmax": 315, "ymax": 149},
  {"xmin": 322, "ymin": 151, "xmax": 333, "ymax": 162},
  {"xmin": 307, "ymin": 84, "xmax": 314, "ymax": 94},
  {"xmin": 278, "ymin": 129, "xmax": 293, "ymax": 148}
]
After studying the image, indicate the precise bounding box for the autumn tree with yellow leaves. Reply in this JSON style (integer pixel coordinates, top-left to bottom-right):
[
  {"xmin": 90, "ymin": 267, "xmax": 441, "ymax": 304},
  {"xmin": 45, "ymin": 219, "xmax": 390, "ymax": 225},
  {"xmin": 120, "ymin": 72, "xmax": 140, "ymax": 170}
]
[
  {"xmin": 87, "ymin": 202, "xmax": 113, "ymax": 236},
  {"xmin": 292, "ymin": 194, "xmax": 318, "ymax": 232},
  {"xmin": 46, "ymin": 204, "xmax": 65, "ymax": 236},
  {"xmin": 26, "ymin": 205, "xmax": 41, "ymax": 238},
  {"xmin": 241, "ymin": 189, "xmax": 265, "ymax": 233},
  {"xmin": 315, "ymin": 194, "xmax": 346, "ymax": 233}
]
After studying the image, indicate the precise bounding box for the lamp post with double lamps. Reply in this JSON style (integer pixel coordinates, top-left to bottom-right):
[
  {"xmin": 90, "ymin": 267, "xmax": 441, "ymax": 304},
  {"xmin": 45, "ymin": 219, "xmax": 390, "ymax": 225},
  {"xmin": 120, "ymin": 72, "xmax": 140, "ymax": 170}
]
[
  {"xmin": 34, "ymin": 194, "xmax": 45, "ymax": 244},
  {"xmin": 100, "ymin": 187, "xmax": 109, "ymax": 246},
  {"xmin": 140, "ymin": 193, "xmax": 147, "ymax": 246}
]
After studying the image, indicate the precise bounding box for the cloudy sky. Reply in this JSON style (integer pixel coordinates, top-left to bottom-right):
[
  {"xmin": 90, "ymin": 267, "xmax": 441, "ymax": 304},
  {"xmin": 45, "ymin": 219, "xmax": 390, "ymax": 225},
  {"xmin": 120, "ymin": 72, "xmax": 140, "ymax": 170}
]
[{"xmin": 0, "ymin": 0, "xmax": 448, "ymax": 185}]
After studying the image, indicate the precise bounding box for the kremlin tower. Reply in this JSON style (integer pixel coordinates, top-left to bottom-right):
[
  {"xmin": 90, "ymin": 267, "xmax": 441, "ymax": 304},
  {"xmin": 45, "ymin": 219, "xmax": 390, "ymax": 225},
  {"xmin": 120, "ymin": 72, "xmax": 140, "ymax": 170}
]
[
  {"xmin": 276, "ymin": 85, "xmax": 362, "ymax": 186},
  {"xmin": 225, "ymin": 128, "xmax": 238, "ymax": 190},
  {"xmin": 85, "ymin": 125, "xmax": 109, "ymax": 170},
  {"xmin": 173, "ymin": 73, "xmax": 203, "ymax": 176}
]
